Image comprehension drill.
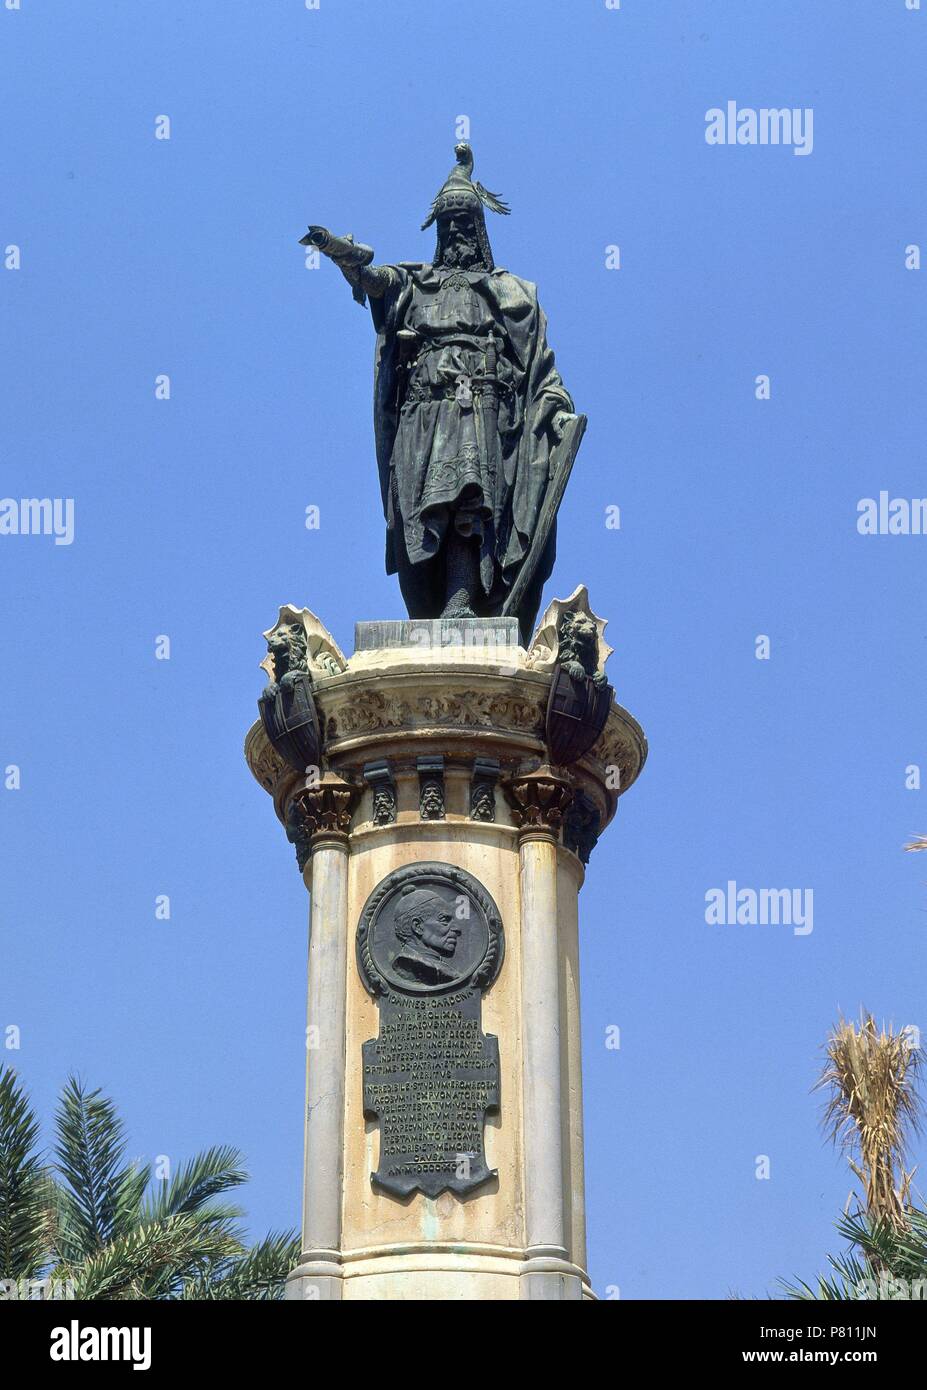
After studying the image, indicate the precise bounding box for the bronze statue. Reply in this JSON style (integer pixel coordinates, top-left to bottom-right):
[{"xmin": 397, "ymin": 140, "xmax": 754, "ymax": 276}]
[{"xmin": 303, "ymin": 143, "xmax": 585, "ymax": 643}]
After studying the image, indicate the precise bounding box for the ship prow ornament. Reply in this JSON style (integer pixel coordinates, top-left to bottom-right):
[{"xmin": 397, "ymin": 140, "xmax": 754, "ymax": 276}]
[
  {"xmin": 545, "ymin": 607, "xmax": 613, "ymax": 765},
  {"xmin": 256, "ymin": 617, "xmax": 321, "ymax": 775}
]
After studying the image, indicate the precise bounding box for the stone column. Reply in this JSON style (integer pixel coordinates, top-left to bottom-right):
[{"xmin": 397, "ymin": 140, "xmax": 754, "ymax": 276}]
[
  {"xmin": 507, "ymin": 768, "xmax": 583, "ymax": 1300},
  {"xmin": 285, "ymin": 775, "xmax": 359, "ymax": 1301},
  {"xmin": 246, "ymin": 607, "xmax": 649, "ymax": 1302}
]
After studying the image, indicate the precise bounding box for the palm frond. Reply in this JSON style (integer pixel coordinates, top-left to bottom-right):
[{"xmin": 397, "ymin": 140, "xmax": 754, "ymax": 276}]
[
  {"xmin": 785, "ymin": 1005, "xmax": 927, "ymax": 1301},
  {"xmin": 70, "ymin": 1213, "xmax": 241, "ymax": 1301},
  {"xmin": 785, "ymin": 1207, "xmax": 927, "ymax": 1300},
  {"xmin": 53, "ymin": 1076, "xmax": 149, "ymax": 1260},
  {"xmin": 815, "ymin": 1012, "xmax": 920, "ymax": 1230},
  {"xmin": 836, "ymin": 1209, "xmax": 927, "ymax": 1293},
  {"xmin": 3, "ymin": 1071, "xmax": 282, "ymax": 1300},
  {"xmin": 142, "ymin": 1145, "xmax": 247, "ymax": 1227},
  {"xmin": 781, "ymin": 1248, "xmax": 871, "ymax": 1300},
  {"xmin": 181, "ymin": 1230, "xmax": 299, "ymax": 1301},
  {"xmin": 0, "ymin": 1067, "xmax": 49, "ymax": 1279}
]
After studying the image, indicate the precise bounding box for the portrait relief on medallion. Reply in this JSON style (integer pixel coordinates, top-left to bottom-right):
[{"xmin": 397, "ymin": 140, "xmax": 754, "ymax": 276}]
[
  {"xmin": 356, "ymin": 863, "xmax": 504, "ymax": 1197},
  {"xmin": 358, "ymin": 862, "xmax": 502, "ymax": 997}
]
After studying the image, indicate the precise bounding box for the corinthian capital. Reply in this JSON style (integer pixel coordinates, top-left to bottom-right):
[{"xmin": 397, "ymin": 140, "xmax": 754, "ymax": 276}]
[
  {"xmin": 289, "ymin": 771, "xmax": 360, "ymax": 853},
  {"xmin": 503, "ymin": 765, "xmax": 574, "ymax": 837}
]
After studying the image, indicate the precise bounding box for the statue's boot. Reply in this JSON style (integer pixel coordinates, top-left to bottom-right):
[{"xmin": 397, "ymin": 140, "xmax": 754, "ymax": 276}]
[
  {"xmin": 441, "ymin": 588, "xmax": 476, "ymax": 619},
  {"xmin": 441, "ymin": 528, "xmax": 479, "ymax": 619}
]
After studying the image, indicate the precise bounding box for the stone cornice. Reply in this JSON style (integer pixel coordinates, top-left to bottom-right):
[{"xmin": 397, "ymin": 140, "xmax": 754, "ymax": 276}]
[{"xmin": 245, "ymin": 662, "xmax": 647, "ymax": 830}]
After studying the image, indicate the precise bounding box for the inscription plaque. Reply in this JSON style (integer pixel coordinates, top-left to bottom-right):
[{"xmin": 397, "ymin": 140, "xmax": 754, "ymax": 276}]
[{"xmin": 356, "ymin": 862, "xmax": 504, "ymax": 1198}]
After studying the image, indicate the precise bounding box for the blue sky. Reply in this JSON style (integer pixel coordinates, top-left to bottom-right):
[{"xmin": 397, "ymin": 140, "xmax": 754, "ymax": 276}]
[{"xmin": 2, "ymin": 0, "xmax": 926, "ymax": 1299}]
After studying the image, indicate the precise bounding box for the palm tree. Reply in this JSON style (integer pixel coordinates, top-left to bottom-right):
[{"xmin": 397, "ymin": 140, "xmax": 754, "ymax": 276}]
[
  {"xmin": 783, "ymin": 1208, "xmax": 927, "ymax": 1300},
  {"xmin": 785, "ymin": 839, "xmax": 927, "ymax": 1299},
  {"xmin": 817, "ymin": 1012, "xmax": 919, "ymax": 1230},
  {"xmin": 782, "ymin": 1012, "xmax": 925, "ymax": 1300},
  {"xmin": 0, "ymin": 1067, "xmax": 297, "ymax": 1300}
]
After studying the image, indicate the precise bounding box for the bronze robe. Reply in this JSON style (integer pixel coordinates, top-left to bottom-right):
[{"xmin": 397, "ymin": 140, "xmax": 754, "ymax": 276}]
[{"xmin": 370, "ymin": 262, "xmax": 573, "ymax": 636}]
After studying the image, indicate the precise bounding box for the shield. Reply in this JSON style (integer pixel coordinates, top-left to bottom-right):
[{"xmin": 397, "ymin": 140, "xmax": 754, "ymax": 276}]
[
  {"xmin": 501, "ymin": 412, "xmax": 587, "ymax": 624},
  {"xmin": 258, "ymin": 672, "xmax": 321, "ymax": 775},
  {"xmin": 545, "ymin": 664, "xmax": 612, "ymax": 766}
]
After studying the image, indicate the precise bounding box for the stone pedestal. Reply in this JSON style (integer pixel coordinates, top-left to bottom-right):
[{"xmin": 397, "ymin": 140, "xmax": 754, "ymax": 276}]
[{"xmin": 245, "ymin": 599, "xmax": 645, "ymax": 1301}]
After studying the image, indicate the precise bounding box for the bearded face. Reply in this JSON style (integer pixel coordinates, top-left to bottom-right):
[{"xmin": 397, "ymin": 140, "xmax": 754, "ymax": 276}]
[
  {"xmin": 395, "ymin": 891, "xmax": 461, "ymax": 959},
  {"xmin": 435, "ymin": 212, "xmax": 483, "ymax": 269}
]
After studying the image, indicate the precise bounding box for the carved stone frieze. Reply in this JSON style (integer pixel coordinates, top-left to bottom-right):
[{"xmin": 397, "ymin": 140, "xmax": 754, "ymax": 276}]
[
  {"xmin": 245, "ymin": 647, "xmax": 648, "ymax": 844},
  {"xmin": 586, "ymin": 719, "xmax": 644, "ymax": 795},
  {"xmin": 245, "ymin": 723, "xmax": 288, "ymax": 795},
  {"xmin": 322, "ymin": 688, "xmax": 547, "ymax": 742}
]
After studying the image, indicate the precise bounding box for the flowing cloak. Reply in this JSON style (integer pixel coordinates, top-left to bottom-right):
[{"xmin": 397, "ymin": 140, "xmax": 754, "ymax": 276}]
[{"xmin": 369, "ymin": 263, "xmax": 573, "ymax": 623}]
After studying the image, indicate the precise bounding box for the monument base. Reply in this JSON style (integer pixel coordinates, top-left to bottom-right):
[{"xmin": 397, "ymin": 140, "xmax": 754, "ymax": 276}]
[
  {"xmin": 285, "ymin": 1250, "xmax": 592, "ymax": 1302},
  {"xmin": 246, "ymin": 599, "xmax": 646, "ymax": 1300}
]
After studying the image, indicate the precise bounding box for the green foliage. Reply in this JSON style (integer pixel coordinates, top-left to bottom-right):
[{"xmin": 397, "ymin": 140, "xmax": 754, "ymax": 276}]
[
  {"xmin": 0, "ymin": 1068, "xmax": 49, "ymax": 1280},
  {"xmin": 181, "ymin": 1231, "xmax": 301, "ymax": 1301},
  {"xmin": 783, "ymin": 1208, "xmax": 927, "ymax": 1300},
  {"xmin": 0, "ymin": 1066, "xmax": 294, "ymax": 1301},
  {"xmin": 53, "ymin": 1076, "xmax": 151, "ymax": 1264},
  {"xmin": 784, "ymin": 1010, "xmax": 926, "ymax": 1301}
]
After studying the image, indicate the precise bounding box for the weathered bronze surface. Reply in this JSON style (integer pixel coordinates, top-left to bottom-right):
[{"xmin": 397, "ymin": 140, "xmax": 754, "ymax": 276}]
[
  {"xmin": 257, "ymin": 623, "xmax": 321, "ymax": 775},
  {"xmin": 356, "ymin": 863, "xmax": 503, "ymax": 1198},
  {"xmin": 305, "ymin": 142, "xmax": 585, "ymax": 643},
  {"xmin": 546, "ymin": 666, "xmax": 612, "ymax": 766},
  {"xmin": 544, "ymin": 607, "xmax": 613, "ymax": 764},
  {"xmin": 563, "ymin": 790, "xmax": 602, "ymax": 865}
]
